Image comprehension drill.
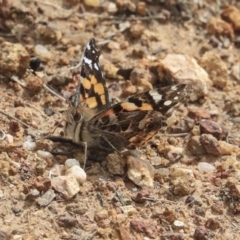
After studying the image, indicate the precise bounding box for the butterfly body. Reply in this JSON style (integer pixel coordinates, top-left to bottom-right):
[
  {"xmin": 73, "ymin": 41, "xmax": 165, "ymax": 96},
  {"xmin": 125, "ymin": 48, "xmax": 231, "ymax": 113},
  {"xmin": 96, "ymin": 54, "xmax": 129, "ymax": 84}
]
[{"xmin": 64, "ymin": 38, "xmax": 190, "ymax": 153}]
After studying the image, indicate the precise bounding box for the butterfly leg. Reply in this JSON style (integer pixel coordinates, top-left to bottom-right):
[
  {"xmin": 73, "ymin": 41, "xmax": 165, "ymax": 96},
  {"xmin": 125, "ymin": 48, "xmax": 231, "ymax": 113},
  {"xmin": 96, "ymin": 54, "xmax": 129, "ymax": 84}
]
[
  {"xmin": 100, "ymin": 134, "xmax": 122, "ymax": 153},
  {"xmin": 44, "ymin": 135, "xmax": 75, "ymax": 144},
  {"xmin": 46, "ymin": 136, "xmax": 88, "ymax": 168},
  {"xmin": 82, "ymin": 141, "xmax": 87, "ymax": 170}
]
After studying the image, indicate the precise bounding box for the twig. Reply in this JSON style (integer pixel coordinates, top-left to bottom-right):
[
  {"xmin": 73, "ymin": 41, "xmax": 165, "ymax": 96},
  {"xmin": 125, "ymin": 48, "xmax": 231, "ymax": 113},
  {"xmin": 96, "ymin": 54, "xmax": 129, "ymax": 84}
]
[
  {"xmin": 11, "ymin": 75, "xmax": 27, "ymax": 87},
  {"xmin": 77, "ymin": 12, "xmax": 165, "ymax": 21},
  {"xmin": 26, "ymin": 102, "xmax": 47, "ymax": 119},
  {"xmin": 10, "ymin": 74, "xmax": 66, "ymax": 102},
  {"xmin": 142, "ymin": 197, "xmax": 155, "ymax": 201},
  {"xmin": 21, "ymin": 0, "xmax": 65, "ymax": 10},
  {"xmin": 0, "ymin": 109, "xmax": 43, "ymax": 135},
  {"xmin": 43, "ymin": 83, "xmax": 66, "ymax": 101},
  {"xmin": 162, "ymin": 132, "xmax": 189, "ymax": 137},
  {"xmin": 0, "ymin": 33, "xmax": 15, "ymax": 37}
]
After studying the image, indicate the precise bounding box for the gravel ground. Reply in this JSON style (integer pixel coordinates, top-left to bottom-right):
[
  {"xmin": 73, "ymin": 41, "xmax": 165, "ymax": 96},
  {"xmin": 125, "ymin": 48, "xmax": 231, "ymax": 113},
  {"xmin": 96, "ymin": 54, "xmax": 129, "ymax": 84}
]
[{"xmin": 1, "ymin": 0, "xmax": 240, "ymax": 239}]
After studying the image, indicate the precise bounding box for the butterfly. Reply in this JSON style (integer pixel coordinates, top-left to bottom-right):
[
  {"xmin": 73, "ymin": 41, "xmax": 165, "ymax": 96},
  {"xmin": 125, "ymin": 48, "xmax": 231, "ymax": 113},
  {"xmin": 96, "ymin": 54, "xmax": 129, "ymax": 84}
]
[{"xmin": 64, "ymin": 38, "xmax": 190, "ymax": 156}]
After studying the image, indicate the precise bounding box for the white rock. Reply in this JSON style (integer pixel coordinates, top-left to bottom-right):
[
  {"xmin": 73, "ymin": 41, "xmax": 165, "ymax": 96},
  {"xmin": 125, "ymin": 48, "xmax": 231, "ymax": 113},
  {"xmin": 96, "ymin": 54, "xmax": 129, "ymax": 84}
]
[
  {"xmin": 173, "ymin": 220, "xmax": 185, "ymax": 229},
  {"xmin": 127, "ymin": 157, "xmax": 155, "ymax": 188},
  {"xmin": 35, "ymin": 44, "xmax": 52, "ymax": 61},
  {"xmin": 120, "ymin": 205, "xmax": 137, "ymax": 214},
  {"xmin": 170, "ymin": 167, "xmax": 194, "ymax": 178},
  {"xmin": 12, "ymin": 235, "xmax": 22, "ymax": 240},
  {"xmin": 37, "ymin": 150, "xmax": 53, "ymax": 159},
  {"xmin": 231, "ymin": 63, "xmax": 240, "ymax": 81},
  {"xmin": 197, "ymin": 162, "xmax": 215, "ymax": 173},
  {"xmin": 51, "ymin": 175, "xmax": 80, "ymax": 199},
  {"xmin": 65, "ymin": 165, "xmax": 86, "ymax": 184},
  {"xmin": 23, "ymin": 136, "xmax": 36, "ymax": 150},
  {"xmin": 25, "ymin": 141, "xmax": 36, "ymax": 151},
  {"xmin": 65, "ymin": 158, "xmax": 80, "ymax": 170},
  {"xmin": 107, "ymin": 2, "xmax": 117, "ymax": 13},
  {"xmin": 160, "ymin": 54, "xmax": 212, "ymax": 101},
  {"xmin": 25, "ymin": 135, "xmax": 33, "ymax": 141},
  {"xmin": 119, "ymin": 21, "xmax": 131, "ymax": 32},
  {"xmin": 10, "ymin": 160, "xmax": 21, "ymax": 169},
  {"xmin": 5, "ymin": 134, "xmax": 13, "ymax": 143}
]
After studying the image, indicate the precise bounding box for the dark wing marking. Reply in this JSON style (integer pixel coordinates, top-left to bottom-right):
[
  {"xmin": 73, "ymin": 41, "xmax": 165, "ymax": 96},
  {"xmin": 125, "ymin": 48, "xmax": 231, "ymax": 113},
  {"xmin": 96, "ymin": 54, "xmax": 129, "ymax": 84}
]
[
  {"xmin": 70, "ymin": 38, "xmax": 110, "ymax": 111},
  {"xmin": 89, "ymin": 111, "xmax": 166, "ymax": 151},
  {"xmin": 88, "ymin": 84, "xmax": 190, "ymax": 150}
]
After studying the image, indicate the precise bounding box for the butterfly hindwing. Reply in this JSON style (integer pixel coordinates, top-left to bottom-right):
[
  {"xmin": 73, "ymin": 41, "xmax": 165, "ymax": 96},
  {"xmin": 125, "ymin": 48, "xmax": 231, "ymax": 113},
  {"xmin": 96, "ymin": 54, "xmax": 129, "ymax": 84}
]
[{"xmin": 88, "ymin": 84, "xmax": 189, "ymax": 149}]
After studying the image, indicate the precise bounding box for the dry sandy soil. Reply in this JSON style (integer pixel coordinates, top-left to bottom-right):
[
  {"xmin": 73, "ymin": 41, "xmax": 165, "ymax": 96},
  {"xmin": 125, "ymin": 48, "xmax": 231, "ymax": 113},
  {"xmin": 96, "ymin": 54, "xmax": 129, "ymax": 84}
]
[{"xmin": 1, "ymin": 0, "xmax": 240, "ymax": 239}]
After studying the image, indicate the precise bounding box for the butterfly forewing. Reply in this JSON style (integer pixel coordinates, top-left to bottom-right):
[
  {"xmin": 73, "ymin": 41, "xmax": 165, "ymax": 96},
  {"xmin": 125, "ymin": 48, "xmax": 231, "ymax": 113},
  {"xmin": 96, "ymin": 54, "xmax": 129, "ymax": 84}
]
[
  {"xmin": 148, "ymin": 84, "xmax": 190, "ymax": 116},
  {"xmin": 70, "ymin": 38, "xmax": 110, "ymax": 111}
]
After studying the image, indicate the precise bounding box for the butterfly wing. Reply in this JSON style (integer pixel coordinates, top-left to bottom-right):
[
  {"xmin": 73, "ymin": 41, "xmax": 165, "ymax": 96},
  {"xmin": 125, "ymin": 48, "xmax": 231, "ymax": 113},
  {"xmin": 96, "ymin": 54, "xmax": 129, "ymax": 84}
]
[
  {"xmin": 70, "ymin": 38, "xmax": 110, "ymax": 111},
  {"xmin": 88, "ymin": 84, "xmax": 190, "ymax": 150}
]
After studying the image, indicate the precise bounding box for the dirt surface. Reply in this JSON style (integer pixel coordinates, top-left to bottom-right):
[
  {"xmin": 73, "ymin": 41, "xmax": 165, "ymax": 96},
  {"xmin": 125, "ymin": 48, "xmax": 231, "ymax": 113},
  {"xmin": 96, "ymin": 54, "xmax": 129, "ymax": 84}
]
[{"xmin": 1, "ymin": 0, "xmax": 240, "ymax": 239}]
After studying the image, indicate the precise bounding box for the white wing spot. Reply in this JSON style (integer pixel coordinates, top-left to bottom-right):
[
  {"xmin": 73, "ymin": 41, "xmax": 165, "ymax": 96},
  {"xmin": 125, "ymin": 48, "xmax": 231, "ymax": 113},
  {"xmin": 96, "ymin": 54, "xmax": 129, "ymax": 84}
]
[
  {"xmin": 83, "ymin": 57, "xmax": 92, "ymax": 68},
  {"xmin": 86, "ymin": 43, "xmax": 91, "ymax": 50},
  {"xmin": 149, "ymin": 90, "xmax": 163, "ymax": 103},
  {"xmin": 164, "ymin": 100, "xmax": 172, "ymax": 106},
  {"xmin": 94, "ymin": 63, "xmax": 99, "ymax": 70},
  {"xmin": 171, "ymin": 85, "xmax": 178, "ymax": 91},
  {"xmin": 173, "ymin": 96, "xmax": 179, "ymax": 100}
]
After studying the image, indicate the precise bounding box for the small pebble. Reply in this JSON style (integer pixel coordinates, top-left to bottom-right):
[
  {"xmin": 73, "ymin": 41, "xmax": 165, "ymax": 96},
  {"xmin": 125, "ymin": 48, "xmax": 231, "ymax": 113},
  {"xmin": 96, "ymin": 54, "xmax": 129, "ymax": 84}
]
[
  {"xmin": 197, "ymin": 162, "xmax": 215, "ymax": 173},
  {"xmin": 10, "ymin": 161, "xmax": 21, "ymax": 169},
  {"xmin": 56, "ymin": 214, "xmax": 78, "ymax": 228},
  {"xmin": 185, "ymin": 195, "xmax": 195, "ymax": 207},
  {"xmin": 5, "ymin": 134, "xmax": 13, "ymax": 143},
  {"xmin": 107, "ymin": 2, "xmax": 117, "ymax": 13},
  {"xmin": 195, "ymin": 206, "xmax": 205, "ymax": 217},
  {"xmin": 35, "ymin": 44, "xmax": 52, "ymax": 61},
  {"xmin": 37, "ymin": 150, "xmax": 53, "ymax": 159},
  {"xmin": 12, "ymin": 235, "xmax": 22, "ymax": 240},
  {"xmin": 231, "ymin": 63, "xmax": 240, "ymax": 81},
  {"xmin": 64, "ymin": 158, "xmax": 80, "ymax": 170},
  {"xmin": 173, "ymin": 220, "xmax": 185, "ymax": 229},
  {"xmin": 65, "ymin": 165, "xmax": 87, "ymax": 184},
  {"xmin": 23, "ymin": 136, "xmax": 36, "ymax": 151},
  {"xmin": 44, "ymin": 108, "xmax": 54, "ymax": 116},
  {"xmin": 193, "ymin": 226, "xmax": 209, "ymax": 240},
  {"xmin": 51, "ymin": 175, "xmax": 80, "ymax": 199},
  {"xmin": 26, "ymin": 189, "xmax": 40, "ymax": 201},
  {"xmin": 83, "ymin": 0, "xmax": 100, "ymax": 7},
  {"xmin": 36, "ymin": 189, "xmax": 56, "ymax": 207}
]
